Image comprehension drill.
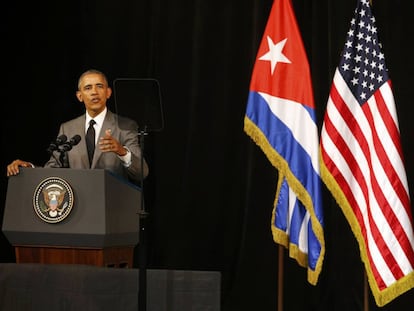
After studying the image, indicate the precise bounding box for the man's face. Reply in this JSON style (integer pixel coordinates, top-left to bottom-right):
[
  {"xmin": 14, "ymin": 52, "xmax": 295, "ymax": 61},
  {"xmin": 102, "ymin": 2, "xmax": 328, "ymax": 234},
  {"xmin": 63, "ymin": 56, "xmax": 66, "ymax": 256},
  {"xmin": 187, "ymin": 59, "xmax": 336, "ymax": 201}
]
[{"xmin": 76, "ymin": 73, "xmax": 112, "ymax": 117}]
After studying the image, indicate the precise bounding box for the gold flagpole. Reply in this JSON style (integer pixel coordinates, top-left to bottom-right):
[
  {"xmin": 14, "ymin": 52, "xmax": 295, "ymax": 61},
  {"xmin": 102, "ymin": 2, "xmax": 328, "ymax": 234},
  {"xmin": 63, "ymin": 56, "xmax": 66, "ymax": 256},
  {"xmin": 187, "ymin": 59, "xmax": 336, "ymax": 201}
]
[
  {"xmin": 278, "ymin": 245, "xmax": 284, "ymax": 311},
  {"xmin": 364, "ymin": 273, "xmax": 369, "ymax": 311}
]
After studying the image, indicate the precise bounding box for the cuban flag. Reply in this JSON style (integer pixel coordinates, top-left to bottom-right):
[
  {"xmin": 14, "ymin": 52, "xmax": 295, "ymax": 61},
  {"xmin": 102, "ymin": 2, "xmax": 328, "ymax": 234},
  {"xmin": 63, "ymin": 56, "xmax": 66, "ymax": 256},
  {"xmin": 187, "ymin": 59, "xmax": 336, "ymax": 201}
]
[{"xmin": 244, "ymin": 0, "xmax": 324, "ymax": 285}]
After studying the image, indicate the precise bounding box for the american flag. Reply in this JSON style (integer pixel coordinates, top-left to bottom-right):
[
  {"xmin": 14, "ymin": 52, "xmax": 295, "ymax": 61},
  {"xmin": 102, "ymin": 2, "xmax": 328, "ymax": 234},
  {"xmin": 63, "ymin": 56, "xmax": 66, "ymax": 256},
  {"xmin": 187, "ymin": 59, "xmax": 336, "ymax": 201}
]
[
  {"xmin": 320, "ymin": 0, "xmax": 414, "ymax": 306},
  {"xmin": 244, "ymin": 0, "xmax": 324, "ymax": 285}
]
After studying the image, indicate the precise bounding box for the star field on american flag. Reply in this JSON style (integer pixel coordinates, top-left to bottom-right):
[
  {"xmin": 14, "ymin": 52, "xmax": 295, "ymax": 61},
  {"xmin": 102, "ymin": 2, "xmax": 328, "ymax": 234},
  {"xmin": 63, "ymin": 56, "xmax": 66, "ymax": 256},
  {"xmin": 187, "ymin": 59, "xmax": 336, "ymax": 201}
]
[{"xmin": 339, "ymin": 0, "xmax": 389, "ymax": 105}]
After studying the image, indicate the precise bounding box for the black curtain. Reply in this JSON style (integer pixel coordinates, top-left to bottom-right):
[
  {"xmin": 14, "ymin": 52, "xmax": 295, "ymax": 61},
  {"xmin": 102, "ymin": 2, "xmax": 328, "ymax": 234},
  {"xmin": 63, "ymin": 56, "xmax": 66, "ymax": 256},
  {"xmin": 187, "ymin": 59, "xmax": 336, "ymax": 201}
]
[{"xmin": 2, "ymin": 1, "xmax": 414, "ymax": 310}]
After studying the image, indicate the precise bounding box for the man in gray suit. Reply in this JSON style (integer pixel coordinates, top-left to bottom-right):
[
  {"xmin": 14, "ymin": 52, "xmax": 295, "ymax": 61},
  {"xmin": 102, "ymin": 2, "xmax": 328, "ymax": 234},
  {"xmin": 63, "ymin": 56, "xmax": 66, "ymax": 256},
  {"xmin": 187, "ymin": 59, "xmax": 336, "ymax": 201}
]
[{"xmin": 6, "ymin": 69, "xmax": 149, "ymax": 184}]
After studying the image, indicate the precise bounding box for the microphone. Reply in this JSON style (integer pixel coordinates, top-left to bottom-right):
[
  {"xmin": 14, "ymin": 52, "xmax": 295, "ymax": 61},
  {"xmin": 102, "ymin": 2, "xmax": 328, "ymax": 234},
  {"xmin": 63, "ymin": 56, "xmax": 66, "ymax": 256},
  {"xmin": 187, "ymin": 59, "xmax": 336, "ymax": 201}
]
[
  {"xmin": 47, "ymin": 134, "xmax": 67, "ymax": 153},
  {"xmin": 60, "ymin": 135, "xmax": 81, "ymax": 152}
]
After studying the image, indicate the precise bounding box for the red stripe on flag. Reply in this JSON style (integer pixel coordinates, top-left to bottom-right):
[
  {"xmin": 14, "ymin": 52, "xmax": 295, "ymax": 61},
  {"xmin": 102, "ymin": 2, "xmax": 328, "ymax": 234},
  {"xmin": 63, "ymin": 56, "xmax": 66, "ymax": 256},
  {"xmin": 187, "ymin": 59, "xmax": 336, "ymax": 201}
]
[
  {"xmin": 331, "ymin": 85, "xmax": 412, "ymax": 282},
  {"xmin": 320, "ymin": 101, "xmax": 389, "ymax": 291},
  {"xmin": 362, "ymin": 97, "xmax": 414, "ymax": 266},
  {"xmin": 372, "ymin": 88, "xmax": 411, "ymax": 210},
  {"xmin": 319, "ymin": 138, "xmax": 389, "ymax": 290},
  {"xmin": 374, "ymin": 83, "xmax": 405, "ymax": 160},
  {"xmin": 328, "ymin": 84, "xmax": 370, "ymax": 208}
]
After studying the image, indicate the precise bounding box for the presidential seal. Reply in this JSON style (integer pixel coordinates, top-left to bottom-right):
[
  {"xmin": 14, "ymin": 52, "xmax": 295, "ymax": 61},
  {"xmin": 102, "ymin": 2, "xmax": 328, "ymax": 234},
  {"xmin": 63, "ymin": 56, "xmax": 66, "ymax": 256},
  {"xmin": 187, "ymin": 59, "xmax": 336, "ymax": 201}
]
[{"xmin": 33, "ymin": 177, "xmax": 74, "ymax": 223}]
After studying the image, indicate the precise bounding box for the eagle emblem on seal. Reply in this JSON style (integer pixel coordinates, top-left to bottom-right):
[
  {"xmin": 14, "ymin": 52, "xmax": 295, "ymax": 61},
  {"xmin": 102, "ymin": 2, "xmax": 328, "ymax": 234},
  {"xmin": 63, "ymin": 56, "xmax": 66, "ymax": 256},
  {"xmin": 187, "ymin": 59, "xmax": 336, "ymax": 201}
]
[
  {"xmin": 42, "ymin": 184, "xmax": 67, "ymax": 217},
  {"xmin": 33, "ymin": 177, "xmax": 74, "ymax": 223}
]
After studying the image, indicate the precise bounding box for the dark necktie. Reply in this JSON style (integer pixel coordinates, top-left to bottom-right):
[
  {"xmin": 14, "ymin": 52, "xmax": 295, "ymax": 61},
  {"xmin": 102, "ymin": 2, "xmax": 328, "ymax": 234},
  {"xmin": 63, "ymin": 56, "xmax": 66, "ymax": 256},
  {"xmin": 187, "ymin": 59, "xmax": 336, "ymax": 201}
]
[{"xmin": 86, "ymin": 119, "xmax": 96, "ymax": 167}]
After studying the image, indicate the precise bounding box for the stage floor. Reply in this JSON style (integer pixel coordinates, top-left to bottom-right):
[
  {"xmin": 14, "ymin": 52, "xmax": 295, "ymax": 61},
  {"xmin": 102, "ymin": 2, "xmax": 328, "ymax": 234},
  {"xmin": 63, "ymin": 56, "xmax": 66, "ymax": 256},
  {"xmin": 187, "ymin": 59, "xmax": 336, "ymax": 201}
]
[{"xmin": 0, "ymin": 263, "xmax": 221, "ymax": 311}]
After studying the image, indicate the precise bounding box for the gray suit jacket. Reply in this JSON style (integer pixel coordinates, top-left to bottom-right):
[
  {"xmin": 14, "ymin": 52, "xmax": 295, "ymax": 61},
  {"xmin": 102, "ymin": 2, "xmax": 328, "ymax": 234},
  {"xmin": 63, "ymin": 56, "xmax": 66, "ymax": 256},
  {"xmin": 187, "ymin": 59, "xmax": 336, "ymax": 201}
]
[{"xmin": 44, "ymin": 110, "xmax": 148, "ymax": 184}]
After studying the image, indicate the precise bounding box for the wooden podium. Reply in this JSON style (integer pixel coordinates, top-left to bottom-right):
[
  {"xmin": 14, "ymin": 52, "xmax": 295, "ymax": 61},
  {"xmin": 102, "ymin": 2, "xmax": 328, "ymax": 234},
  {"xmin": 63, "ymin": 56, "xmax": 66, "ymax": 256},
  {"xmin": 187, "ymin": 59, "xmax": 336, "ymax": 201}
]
[{"xmin": 2, "ymin": 168, "xmax": 141, "ymax": 268}]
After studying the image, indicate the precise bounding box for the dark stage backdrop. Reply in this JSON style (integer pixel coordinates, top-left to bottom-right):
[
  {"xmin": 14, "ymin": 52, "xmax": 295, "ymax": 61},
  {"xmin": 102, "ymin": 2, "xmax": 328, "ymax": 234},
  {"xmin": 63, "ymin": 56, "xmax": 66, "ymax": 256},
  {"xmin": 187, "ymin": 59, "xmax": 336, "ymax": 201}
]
[{"xmin": 2, "ymin": 1, "xmax": 414, "ymax": 310}]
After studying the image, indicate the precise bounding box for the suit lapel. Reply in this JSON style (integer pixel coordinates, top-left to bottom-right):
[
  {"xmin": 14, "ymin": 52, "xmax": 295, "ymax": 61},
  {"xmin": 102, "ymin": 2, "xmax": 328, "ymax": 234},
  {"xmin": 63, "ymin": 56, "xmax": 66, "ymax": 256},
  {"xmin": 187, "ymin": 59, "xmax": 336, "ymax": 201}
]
[{"xmin": 75, "ymin": 116, "xmax": 90, "ymax": 168}]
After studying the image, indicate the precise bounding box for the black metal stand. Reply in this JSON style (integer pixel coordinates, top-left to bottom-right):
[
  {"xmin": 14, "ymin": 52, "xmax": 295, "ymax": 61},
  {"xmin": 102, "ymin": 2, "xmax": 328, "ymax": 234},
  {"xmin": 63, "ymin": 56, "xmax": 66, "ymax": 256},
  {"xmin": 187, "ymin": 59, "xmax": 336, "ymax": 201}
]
[
  {"xmin": 137, "ymin": 129, "xmax": 149, "ymax": 311},
  {"xmin": 112, "ymin": 78, "xmax": 164, "ymax": 311}
]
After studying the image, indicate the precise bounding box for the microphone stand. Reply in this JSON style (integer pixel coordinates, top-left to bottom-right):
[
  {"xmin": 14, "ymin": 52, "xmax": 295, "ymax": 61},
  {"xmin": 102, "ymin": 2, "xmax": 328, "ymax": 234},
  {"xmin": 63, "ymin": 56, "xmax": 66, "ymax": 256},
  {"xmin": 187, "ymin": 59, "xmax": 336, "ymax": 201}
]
[
  {"xmin": 138, "ymin": 126, "xmax": 148, "ymax": 311},
  {"xmin": 58, "ymin": 150, "xmax": 69, "ymax": 168},
  {"xmin": 56, "ymin": 136, "xmax": 81, "ymax": 168},
  {"xmin": 46, "ymin": 149, "xmax": 67, "ymax": 168},
  {"xmin": 48, "ymin": 135, "xmax": 80, "ymax": 168}
]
